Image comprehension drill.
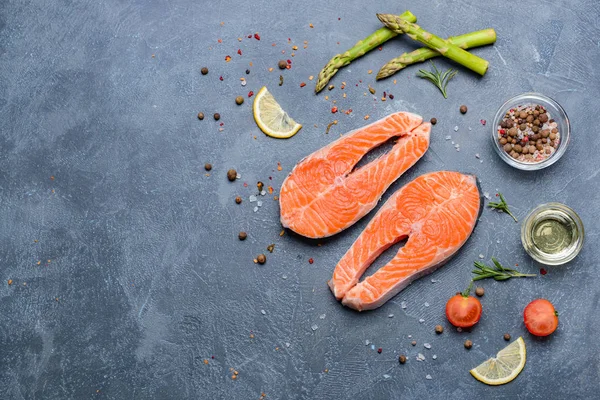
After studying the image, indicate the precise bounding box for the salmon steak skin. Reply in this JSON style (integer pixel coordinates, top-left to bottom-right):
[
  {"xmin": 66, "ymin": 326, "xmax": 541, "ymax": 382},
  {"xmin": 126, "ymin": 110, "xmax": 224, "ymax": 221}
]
[
  {"xmin": 279, "ymin": 112, "xmax": 430, "ymax": 239},
  {"xmin": 329, "ymin": 171, "xmax": 482, "ymax": 311}
]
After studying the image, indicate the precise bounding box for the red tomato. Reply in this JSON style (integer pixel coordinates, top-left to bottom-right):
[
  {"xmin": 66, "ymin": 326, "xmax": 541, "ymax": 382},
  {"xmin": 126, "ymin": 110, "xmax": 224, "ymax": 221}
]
[
  {"xmin": 445, "ymin": 294, "xmax": 482, "ymax": 328},
  {"xmin": 524, "ymin": 299, "xmax": 558, "ymax": 336}
]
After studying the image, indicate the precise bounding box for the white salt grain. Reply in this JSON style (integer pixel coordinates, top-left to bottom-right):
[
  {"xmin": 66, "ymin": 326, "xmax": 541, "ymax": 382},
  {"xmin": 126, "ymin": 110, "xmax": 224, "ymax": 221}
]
[
  {"xmin": 401, "ymin": 301, "xmax": 407, "ymax": 309},
  {"xmin": 261, "ymin": 309, "xmax": 266, "ymax": 315},
  {"xmin": 285, "ymin": 342, "xmax": 291, "ymax": 347},
  {"xmin": 424, "ymin": 302, "xmax": 430, "ymax": 307},
  {"xmin": 319, "ymin": 314, "xmax": 326, "ymax": 319},
  {"xmin": 257, "ymin": 200, "xmax": 263, "ymax": 207},
  {"xmin": 479, "ymin": 254, "xmax": 484, "ymax": 259},
  {"xmin": 454, "ymin": 126, "xmax": 459, "ymax": 132},
  {"xmin": 432, "ymin": 355, "xmax": 438, "ymax": 360},
  {"xmin": 388, "ymin": 314, "xmax": 394, "ymax": 318},
  {"xmin": 282, "ymin": 274, "xmax": 287, "ymax": 279},
  {"xmin": 383, "ymin": 374, "xmax": 391, "ymax": 379},
  {"xmin": 426, "ymin": 374, "xmax": 432, "ymax": 380},
  {"xmin": 249, "ymin": 195, "xmax": 257, "ymax": 202},
  {"xmin": 417, "ymin": 353, "xmax": 426, "ymax": 361},
  {"xmin": 445, "ymin": 135, "xmax": 452, "ymax": 140},
  {"xmin": 311, "ymin": 324, "xmax": 318, "ymax": 331},
  {"xmin": 253, "ymin": 206, "xmax": 259, "ymax": 212},
  {"xmin": 419, "ymin": 318, "xmax": 425, "ymax": 323},
  {"xmin": 424, "ymin": 343, "xmax": 431, "ymax": 349},
  {"xmin": 260, "ymin": 190, "xmax": 267, "ymax": 196},
  {"xmin": 475, "ymin": 153, "xmax": 480, "ymax": 159},
  {"xmin": 365, "ymin": 340, "xmax": 371, "ymax": 346}
]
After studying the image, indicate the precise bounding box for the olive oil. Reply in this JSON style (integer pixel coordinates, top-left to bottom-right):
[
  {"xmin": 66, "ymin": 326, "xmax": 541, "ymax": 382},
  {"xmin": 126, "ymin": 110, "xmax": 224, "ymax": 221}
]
[
  {"xmin": 531, "ymin": 218, "xmax": 573, "ymax": 254},
  {"xmin": 521, "ymin": 203, "xmax": 584, "ymax": 265}
]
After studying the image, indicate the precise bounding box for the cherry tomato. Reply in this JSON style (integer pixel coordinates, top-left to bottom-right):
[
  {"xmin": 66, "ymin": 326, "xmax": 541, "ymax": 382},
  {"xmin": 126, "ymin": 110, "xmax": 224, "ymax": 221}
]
[
  {"xmin": 445, "ymin": 293, "xmax": 482, "ymax": 328},
  {"xmin": 524, "ymin": 299, "xmax": 558, "ymax": 336}
]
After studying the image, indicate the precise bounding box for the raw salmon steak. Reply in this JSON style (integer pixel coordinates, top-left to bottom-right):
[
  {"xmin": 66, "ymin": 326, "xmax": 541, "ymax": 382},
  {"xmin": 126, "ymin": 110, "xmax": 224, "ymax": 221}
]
[
  {"xmin": 279, "ymin": 112, "xmax": 430, "ymax": 238},
  {"xmin": 329, "ymin": 171, "xmax": 482, "ymax": 311}
]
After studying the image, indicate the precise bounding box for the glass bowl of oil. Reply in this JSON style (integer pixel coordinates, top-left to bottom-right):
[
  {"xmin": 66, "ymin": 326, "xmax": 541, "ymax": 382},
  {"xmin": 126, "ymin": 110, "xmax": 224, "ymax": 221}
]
[{"xmin": 521, "ymin": 203, "xmax": 584, "ymax": 265}]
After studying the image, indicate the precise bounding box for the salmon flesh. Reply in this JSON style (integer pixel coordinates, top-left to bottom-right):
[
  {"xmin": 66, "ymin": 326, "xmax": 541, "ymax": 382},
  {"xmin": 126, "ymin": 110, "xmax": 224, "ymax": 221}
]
[
  {"xmin": 279, "ymin": 112, "xmax": 430, "ymax": 238},
  {"xmin": 329, "ymin": 171, "xmax": 482, "ymax": 311}
]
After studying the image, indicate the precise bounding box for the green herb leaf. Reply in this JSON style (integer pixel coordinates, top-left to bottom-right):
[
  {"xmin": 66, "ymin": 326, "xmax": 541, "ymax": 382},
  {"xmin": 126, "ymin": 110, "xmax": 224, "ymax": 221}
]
[
  {"xmin": 488, "ymin": 192, "xmax": 518, "ymax": 222},
  {"xmin": 417, "ymin": 61, "xmax": 458, "ymax": 99},
  {"xmin": 472, "ymin": 258, "xmax": 536, "ymax": 282}
]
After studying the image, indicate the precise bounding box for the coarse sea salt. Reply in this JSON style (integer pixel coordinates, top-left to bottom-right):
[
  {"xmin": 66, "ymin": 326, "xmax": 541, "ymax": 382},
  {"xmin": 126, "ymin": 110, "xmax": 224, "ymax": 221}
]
[
  {"xmin": 319, "ymin": 314, "xmax": 326, "ymax": 319},
  {"xmin": 426, "ymin": 374, "xmax": 432, "ymax": 380},
  {"xmin": 311, "ymin": 324, "xmax": 318, "ymax": 331},
  {"xmin": 475, "ymin": 153, "xmax": 480, "ymax": 159},
  {"xmin": 479, "ymin": 254, "xmax": 484, "ymax": 259},
  {"xmin": 424, "ymin": 302, "xmax": 429, "ymax": 307},
  {"xmin": 445, "ymin": 135, "xmax": 452, "ymax": 140},
  {"xmin": 424, "ymin": 343, "xmax": 431, "ymax": 349},
  {"xmin": 260, "ymin": 190, "xmax": 267, "ymax": 196},
  {"xmin": 249, "ymin": 195, "xmax": 257, "ymax": 202},
  {"xmin": 419, "ymin": 318, "xmax": 425, "ymax": 323},
  {"xmin": 383, "ymin": 374, "xmax": 391, "ymax": 379},
  {"xmin": 432, "ymin": 355, "xmax": 438, "ymax": 360},
  {"xmin": 365, "ymin": 340, "xmax": 371, "ymax": 346},
  {"xmin": 257, "ymin": 200, "xmax": 263, "ymax": 207},
  {"xmin": 401, "ymin": 301, "xmax": 407, "ymax": 309},
  {"xmin": 261, "ymin": 309, "xmax": 266, "ymax": 315},
  {"xmin": 454, "ymin": 126, "xmax": 459, "ymax": 132},
  {"xmin": 417, "ymin": 353, "xmax": 425, "ymax": 361},
  {"xmin": 253, "ymin": 206, "xmax": 259, "ymax": 212}
]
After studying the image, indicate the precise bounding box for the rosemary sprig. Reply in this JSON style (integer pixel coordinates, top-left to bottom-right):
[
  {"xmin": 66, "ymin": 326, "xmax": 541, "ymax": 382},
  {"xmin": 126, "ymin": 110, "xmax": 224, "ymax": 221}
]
[
  {"xmin": 488, "ymin": 192, "xmax": 518, "ymax": 222},
  {"xmin": 417, "ymin": 61, "xmax": 458, "ymax": 99},
  {"xmin": 472, "ymin": 257, "xmax": 536, "ymax": 281}
]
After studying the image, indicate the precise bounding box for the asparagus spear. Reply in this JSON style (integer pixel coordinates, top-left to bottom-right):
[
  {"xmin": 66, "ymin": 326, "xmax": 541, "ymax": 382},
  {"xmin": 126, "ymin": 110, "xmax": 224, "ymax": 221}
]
[
  {"xmin": 377, "ymin": 29, "xmax": 496, "ymax": 80},
  {"xmin": 376, "ymin": 13, "xmax": 489, "ymax": 76},
  {"xmin": 315, "ymin": 10, "xmax": 417, "ymax": 93}
]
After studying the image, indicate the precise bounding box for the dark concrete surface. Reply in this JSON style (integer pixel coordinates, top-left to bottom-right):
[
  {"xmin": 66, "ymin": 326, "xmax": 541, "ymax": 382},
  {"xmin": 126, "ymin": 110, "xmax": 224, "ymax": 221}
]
[{"xmin": 1, "ymin": 0, "xmax": 599, "ymax": 399}]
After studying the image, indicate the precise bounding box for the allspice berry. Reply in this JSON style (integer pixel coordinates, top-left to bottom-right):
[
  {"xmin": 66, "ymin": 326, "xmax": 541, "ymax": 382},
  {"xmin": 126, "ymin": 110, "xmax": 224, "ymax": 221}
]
[
  {"xmin": 257, "ymin": 254, "xmax": 266, "ymax": 264},
  {"xmin": 278, "ymin": 60, "xmax": 287, "ymax": 69},
  {"xmin": 435, "ymin": 325, "xmax": 444, "ymax": 334},
  {"xmin": 214, "ymin": 113, "xmax": 221, "ymax": 121},
  {"xmin": 475, "ymin": 287, "xmax": 485, "ymax": 297},
  {"xmin": 227, "ymin": 169, "xmax": 237, "ymax": 181},
  {"xmin": 238, "ymin": 232, "xmax": 247, "ymax": 241},
  {"xmin": 235, "ymin": 196, "xmax": 242, "ymax": 204},
  {"xmin": 504, "ymin": 333, "xmax": 511, "ymax": 341},
  {"xmin": 204, "ymin": 163, "xmax": 212, "ymax": 171},
  {"xmin": 197, "ymin": 112, "xmax": 205, "ymax": 120},
  {"xmin": 430, "ymin": 117, "xmax": 437, "ymax": 125},
  {"xmin": 398, "ymin": 355, "xmax": 407, "ymax": 364},
  {"xmin": 464, "ymin": 339, "xmax": 473, "ymax": 349},
  {"xmin": 460, "ymin": 105, "xmax": 468, "ymax": 114},
  {"xmin": 201, "ymin": 67, "xmax": 209, "ymax": 75},
  {"xmin": 235, "ymin": 96, "xmax": 244, "ymax": 105}
]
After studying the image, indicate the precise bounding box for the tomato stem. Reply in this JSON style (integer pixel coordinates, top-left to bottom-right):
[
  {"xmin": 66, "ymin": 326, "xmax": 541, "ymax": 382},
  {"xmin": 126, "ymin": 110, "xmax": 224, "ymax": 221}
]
[{"xmin": 461, "ymin": 280, "xmax": 474, "ymax": 297}]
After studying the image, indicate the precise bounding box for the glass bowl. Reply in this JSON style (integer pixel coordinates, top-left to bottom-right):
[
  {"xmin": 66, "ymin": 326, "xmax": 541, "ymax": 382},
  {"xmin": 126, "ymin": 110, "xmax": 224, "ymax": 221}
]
[
  {"xmin": 491, "ymin": 93, "xmax": 570, "ymax": 170},
  {"xmin": 521, "ymin": 202, "xmax": 584, "ymax": 265}
]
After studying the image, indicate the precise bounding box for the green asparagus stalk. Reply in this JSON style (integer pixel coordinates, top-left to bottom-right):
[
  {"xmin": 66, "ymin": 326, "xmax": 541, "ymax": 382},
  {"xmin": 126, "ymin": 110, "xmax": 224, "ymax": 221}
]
[
  {"xmin": 315, "ymin": 10, "xmax": 417, "ymax": 93},
  {"xmin": 376, "ymin": 13, "xmax": 490, "ymax": 76},
  {"xmin": 377, "ymin": 29, "xmax": 496, "ymax": 80}
]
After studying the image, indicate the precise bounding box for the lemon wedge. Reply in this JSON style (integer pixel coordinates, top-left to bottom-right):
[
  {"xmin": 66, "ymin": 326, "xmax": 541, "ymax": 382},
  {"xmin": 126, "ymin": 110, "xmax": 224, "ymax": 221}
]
[
  {"xmin": 253, "ymin": 86, "xmax": 302, "ymax": 138},
  {"xmin": 470, "ymin": 337, "xmax": 526, "ymax": 385}
]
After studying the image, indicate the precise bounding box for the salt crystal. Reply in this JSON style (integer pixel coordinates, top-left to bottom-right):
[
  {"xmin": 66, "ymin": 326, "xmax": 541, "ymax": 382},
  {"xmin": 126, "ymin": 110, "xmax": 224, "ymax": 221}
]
[
  {"xmin": 257, "ymin": 200, "xmax": 263, "ymax": 207},
  {"xmin": 457, "ymin": 327, "xmax": 463, "ymax": 332},
  {"xmin": 419, "ymin": 318, "xmax": 425, "ymax": 323},
  {"xmin": 454, "ymin": 143, "xmax": 460, "ymax": 148},
  {"xmin": 445, "ymin": 135, "xmax": 452, "ymax": 140},
  {"xmin": 319, "ymin": 314, "xmax": 326, "ymax": 319},
  {"xmin": 456, "ymin": 148, "xmax": 460, "ymax": 152},
  {"xmin": 365, "ymin": 340, "xmax": 371, "ymax": 346},
  {"xmin": 371, "ymin": 344, "xmax": 375, "ymax": 350},
  {"xmin": 383, "ymin": 374, "xmax": 391, "ymax": 379},
  {"xmin": 468, "ymin": 127, "xmax": 472, "ymax": 131},
  {"xmin": 424, "ymin": 343, "xmax": 431, "ymax": 349},
  {"xmin": 432, "ymin": 355, "xmax": 437, "ymax": 360},
  {"xmin": 453, "ymin": 126, "xmax": 459, "ymax": 132},
  {"xmin": 236, "ymin": 173, "xmax": 241, "ymax": 179},
  {"xmin": 282, "ymin": 275, "xmax": 287, "ymax": 279},
  {"xmin": 431, "ymin": 279, "xmax": 438, "ymax": 283},
  {"xmin": 451, "ymin": 141, "xmax": 455, "ymax": 145},
  {"xmin": 424, "ymin": 302, "xmax": 429, "ymax": 307},
  {"xmin": 483, "ymin": 192, "xmax": 490, "ymax": 200},
  {"xmin": 496, "ymin": 240, "xmax": 500, "ymax": 244},
  {"xmin": 408, "ymin": 335, "xmax": 412, "ymax": 338},
  {"xmin": 260, "ymin": 190, "xmax": 267, "ymax": 196},
  {"xmin": 249, "ymin": 195, "xmax": 257, "ymax": 202},
  {"xmin": 388, "ymin": 314, "xmax": 394, "ymax": 318},
  {"xmin": 480, "ymin": 160, "xmax": 483, "ymax": 163},
  {"xmin": 475, "ymin": 153, "xmax": 480, "ymax": 159},
  {"xmin": 417, "ymin": 353, "xmax": 426, "ymax": 361},
  {"xmin": 261, "ymin": 309, "xmax": 266, "ymax": 315},
  {"xmin": 253, "ymin": 206, "xmax": 259, "ymax": 212},
  {"xmin": 479, "ymin": 254, "xmax": 484, "ymax": 259},
  {"xmin": 426, "ymin": 374, "xmax": 432, "ymax": 380},
  {"xmin": 285, "ymin": 342, "xmax": 291, "ymax": 347},
  {"xmin": 311, "ymin": 324, "xmax": 318, "ymax": 331},
  {"xmin": 401, "ymin": 301, "xmax": 407, "ymax": 309},
  {"xmin": 241, "ymin": 80, "xmax": 247, "ymax": 86}
]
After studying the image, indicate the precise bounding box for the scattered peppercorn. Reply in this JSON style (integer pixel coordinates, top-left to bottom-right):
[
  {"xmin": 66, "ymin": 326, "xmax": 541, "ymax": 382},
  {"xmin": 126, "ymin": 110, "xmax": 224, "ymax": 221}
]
[
  {"xmin": 227, "ymin": 169, "xmax": 237, "ymax": 181},
  {"xmin": 7, "ymin": 279, "xmax": 12, "ymax": 285},
  {"xmin": 245, "ymin": 69, "xmax": 250, "ymax": 75},
  {"xmin": 430, "ymin": 117, "xmax": 437, "ymax": 125},
  {"xmin": 475, "ymin": 287, "xmax": 485, "ymax": 297},
  {"xmin": 235, "ymin": 96, "xmax": 244, "ymax": 105},
  {"xmin": 238, "ymin": 232, "xmax": 247, "ymax": 241},
  {"xmin": 377, "ymin": 348, "xmax": 382, "ymax": 354},
  {"xmin": 399, "ymin": 355, "xmax": 407, "ymax": 364},
  {"xmin": 435, "ymin": 325, "xmax": 444, "ymax": 334},
  {"xmin": 460, "ymin": 105, "xmax": 468, "ymax": 114},
  {"xmin": 308, "ymin": 258, "xmax": 314, "ymax": 264},
  {"xmin": 204, "ymin": 163, "xmax": 212, "ymax": 171},
  {"xmin": 257, "ymin": 181, "xmax": 264, "ymax": 191},
  {"xmin": 201, "ymin": 67, "xmax": 209, "ymax": 75},
  {"xmin": 197, "ymin": 112, "xmax": 205, "ymax": 120},
  {"xmin": 411, "ymin": 340, "xmax": 417, "ymax": 346},
  {"xmin": 235, "ymin": 196, "xmax": 242, "ymax": 204},
  {"xmin": 214, "ymin": 113, "xmax": 221, "ymax": 121},
  {"xmin": 267, "ymin": 244, "xmax": 275, "ymax": 253},
  {"xmin": 257, "ymin": 254, "xmax": 266, "ymax": 264},
  {"xmin": 464, "ymin": 340, "xmax": 473, "ymax": 349},
  {"xmin": 299, "ymin": 82, "xmax": 306, "ymax": 88},
  {"xmin": 278, "ymin": 60, "xmax": 287, "ymax": 69}
]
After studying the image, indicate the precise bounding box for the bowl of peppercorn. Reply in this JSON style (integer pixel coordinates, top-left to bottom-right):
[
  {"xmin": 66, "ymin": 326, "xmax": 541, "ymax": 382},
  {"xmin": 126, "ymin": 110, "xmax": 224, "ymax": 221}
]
[{"xmin": 492, "ymin": 93, "xmax": 570, "ymax": 170}]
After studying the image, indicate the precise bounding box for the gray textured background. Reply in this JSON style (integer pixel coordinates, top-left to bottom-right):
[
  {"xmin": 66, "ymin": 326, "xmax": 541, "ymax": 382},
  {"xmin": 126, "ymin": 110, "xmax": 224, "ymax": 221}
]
[{"xmin": 1, "ymin": 0, "xmax": 599, "ymax": 399}]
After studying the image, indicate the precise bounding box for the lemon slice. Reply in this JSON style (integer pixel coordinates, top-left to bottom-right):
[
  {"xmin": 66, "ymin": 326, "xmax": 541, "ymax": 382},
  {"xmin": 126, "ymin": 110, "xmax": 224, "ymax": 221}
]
[
  {"xmin": 253, "ymin": 86, "xmax": 302, "ymax": 138},
  {"xmin": 470, "ymin": 337, "xmax": 526, "ymax": 385}
]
